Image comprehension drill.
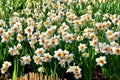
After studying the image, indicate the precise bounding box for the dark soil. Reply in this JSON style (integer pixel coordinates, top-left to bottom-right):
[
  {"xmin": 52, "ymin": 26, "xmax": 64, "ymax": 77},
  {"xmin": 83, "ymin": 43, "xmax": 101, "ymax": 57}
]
[
  {"xmin": 0, "ymin": 65, "xmax": 107, "ymax": 80},
  {"xmin": 93, "ymin": 66, "xmax": 107, "ymax": 80}
]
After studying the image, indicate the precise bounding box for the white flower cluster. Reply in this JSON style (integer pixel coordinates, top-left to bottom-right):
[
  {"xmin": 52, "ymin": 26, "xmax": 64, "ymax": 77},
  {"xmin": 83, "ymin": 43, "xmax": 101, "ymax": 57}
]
[
  {"xmin": 0, "ymin": 61, "xmax": 12, "ymax": 74},
  {"xmin": 54, "ymin": 49, "xmax": 73, "ymax": 68},
  {"xmin": 8, "ymin": 43, "xmax": 22, "ymax": 56},
  {"xmin": 33, "ymin": 47, "xmax": 52, "ymax": 65},
  {"xmin": 66, "ymin": 66, "xmax": 82, "ymax": 79},
  {"xmin": 20, "ymin": 55, "xmax": 31, "ymax": 65}
]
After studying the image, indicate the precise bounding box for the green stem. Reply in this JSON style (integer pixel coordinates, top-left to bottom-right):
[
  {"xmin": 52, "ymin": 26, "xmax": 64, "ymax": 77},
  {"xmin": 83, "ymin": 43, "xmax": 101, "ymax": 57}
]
[{"xmin": 12, "ymin": 57, "xmax": 18, "ymax": 80}]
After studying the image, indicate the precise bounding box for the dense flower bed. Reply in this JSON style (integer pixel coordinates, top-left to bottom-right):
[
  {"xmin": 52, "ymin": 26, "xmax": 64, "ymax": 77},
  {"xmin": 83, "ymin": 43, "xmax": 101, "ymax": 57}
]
[{"xmin": 0, "ymin": 0, "xmax": 120, "ymax": 80}]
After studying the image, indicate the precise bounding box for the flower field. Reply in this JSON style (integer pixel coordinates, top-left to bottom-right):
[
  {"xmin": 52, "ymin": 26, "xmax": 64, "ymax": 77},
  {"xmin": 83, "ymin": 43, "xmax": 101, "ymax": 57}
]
[{"xmin": 0, "ymin": 0, "xmax": 120, "ymax": 80}]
